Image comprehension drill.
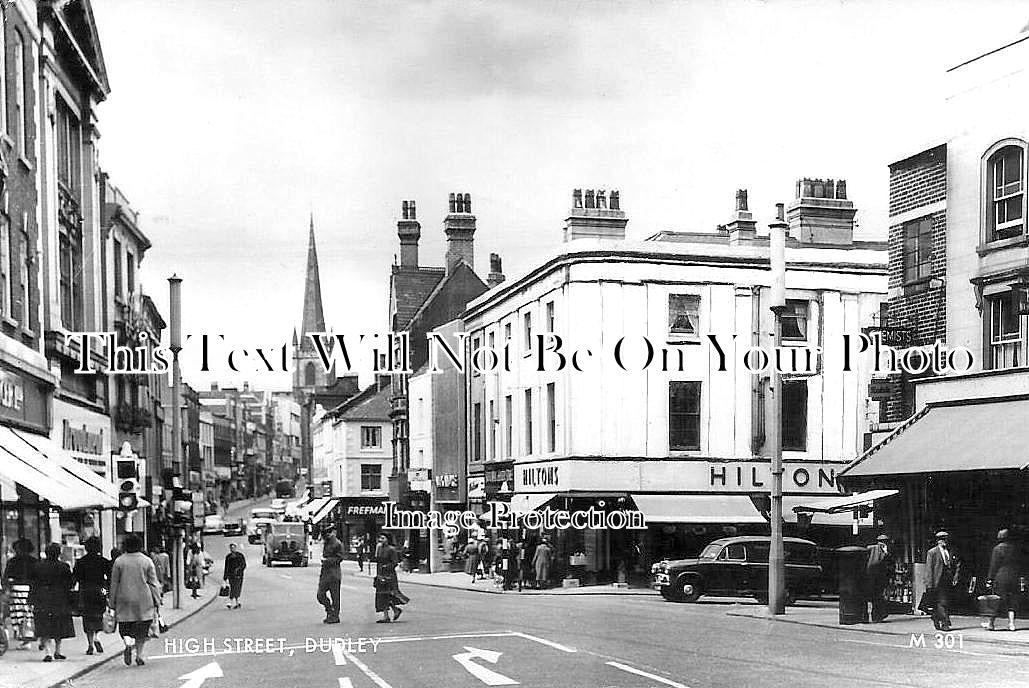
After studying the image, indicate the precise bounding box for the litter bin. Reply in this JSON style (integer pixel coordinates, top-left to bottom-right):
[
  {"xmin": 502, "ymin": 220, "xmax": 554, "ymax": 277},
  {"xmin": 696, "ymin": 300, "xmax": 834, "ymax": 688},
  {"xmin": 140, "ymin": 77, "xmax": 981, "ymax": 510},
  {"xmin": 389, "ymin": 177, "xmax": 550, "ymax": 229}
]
[{"xmin": 836, "ymin": 546, "xmax": 868, "ymax": 625}]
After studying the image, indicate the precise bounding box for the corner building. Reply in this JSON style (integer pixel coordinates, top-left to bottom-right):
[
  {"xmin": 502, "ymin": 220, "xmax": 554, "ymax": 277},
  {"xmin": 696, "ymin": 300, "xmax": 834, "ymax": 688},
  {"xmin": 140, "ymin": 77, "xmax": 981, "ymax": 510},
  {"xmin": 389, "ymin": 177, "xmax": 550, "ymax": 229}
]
[{"xmin": 464, "ymin": 188, "xmax": 886, "ymax": 585}]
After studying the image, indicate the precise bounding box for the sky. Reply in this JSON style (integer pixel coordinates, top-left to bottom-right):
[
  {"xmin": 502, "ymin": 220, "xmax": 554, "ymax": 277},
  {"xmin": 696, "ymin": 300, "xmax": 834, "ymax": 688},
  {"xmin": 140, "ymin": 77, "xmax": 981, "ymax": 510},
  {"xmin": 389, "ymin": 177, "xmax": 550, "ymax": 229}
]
[{"xmin": 89, "ymin": 0, "xmax": 1029, "ymax": 392}]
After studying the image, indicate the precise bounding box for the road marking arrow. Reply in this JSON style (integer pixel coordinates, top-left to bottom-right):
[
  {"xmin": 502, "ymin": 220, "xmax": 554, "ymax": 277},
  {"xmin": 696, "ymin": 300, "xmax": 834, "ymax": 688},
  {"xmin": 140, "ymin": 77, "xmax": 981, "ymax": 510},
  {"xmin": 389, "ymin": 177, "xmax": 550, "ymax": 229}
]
[
  {"xmin": 452, "ymin": 646, "xmax": 518, "ymax": 686},
  {"xmin": 178, "ymin": 661, "xmax": 224, "ymax": 688}
]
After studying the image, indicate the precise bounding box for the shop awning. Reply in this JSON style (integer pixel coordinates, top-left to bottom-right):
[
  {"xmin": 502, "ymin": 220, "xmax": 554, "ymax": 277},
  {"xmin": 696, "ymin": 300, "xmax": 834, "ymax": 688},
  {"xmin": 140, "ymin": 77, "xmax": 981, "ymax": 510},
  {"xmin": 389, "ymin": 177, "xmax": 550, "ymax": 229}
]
[
  {"xmin": 841, "ymin": 397, "xmax": 1029, "ymax": 478},
  {"xmin": 0, "ymin": 427, "xmax": 118, "ymax": 509},
  {"xmin": 302, "ymin": 497, "xmax": 331, "ymax": 519},
  {"xmin": 631, "ymin": 494, "xmax": 767, "ymax": 524},
  {"xmin": 780, "ymin": 496, "xmax": 870, "ymax": 527},
  {"xmin": 790, "ymin": 489, "xmax": 899, "ymax": 514},
  {"xmin": 509, "ymin": 493, "xmax": 556, "ymax": 512},
  {"xmin": 309, "ymin": 497, "xmax": 340, "ymax": 524}
]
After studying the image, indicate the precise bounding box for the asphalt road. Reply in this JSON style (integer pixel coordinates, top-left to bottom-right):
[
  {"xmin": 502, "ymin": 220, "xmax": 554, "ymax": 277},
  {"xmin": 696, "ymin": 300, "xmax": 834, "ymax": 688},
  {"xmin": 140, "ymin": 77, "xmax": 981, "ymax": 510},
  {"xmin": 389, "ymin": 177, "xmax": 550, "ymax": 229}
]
[{"xmin": 69, "ymin": 532, "xmax": 1029, "ymax": 688}]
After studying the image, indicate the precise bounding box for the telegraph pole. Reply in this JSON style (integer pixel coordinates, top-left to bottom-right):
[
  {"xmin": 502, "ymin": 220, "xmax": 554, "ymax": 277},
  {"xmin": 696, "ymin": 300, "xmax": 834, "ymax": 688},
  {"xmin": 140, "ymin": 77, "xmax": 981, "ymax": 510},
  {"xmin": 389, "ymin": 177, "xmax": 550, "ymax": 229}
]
[
  {"xmin": 767, "ymin": 204, "xmax": 788, "ymax": 615},
  {"xmin": 169, "ymin": 274, "xmax": 184, "ymax": 610}
]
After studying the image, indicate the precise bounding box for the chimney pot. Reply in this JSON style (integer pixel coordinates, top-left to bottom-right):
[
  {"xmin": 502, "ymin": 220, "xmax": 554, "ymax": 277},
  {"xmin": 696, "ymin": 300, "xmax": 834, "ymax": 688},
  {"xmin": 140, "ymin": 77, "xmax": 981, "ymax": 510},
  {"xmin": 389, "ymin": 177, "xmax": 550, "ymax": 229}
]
[
  {"xmin": 449, "ymin": 193, "xmax": 456, "ymax": 213},
  {"xmin": 736, "ymin": 189, "xmax": 749, "ymax": 212},
  {"xmin": 444, "ymin": 192, "xmax": 476, "ymax": 273},
  {"xmin": 487, "ymin": 252, "xmax": 505, "ymax": 288},
  {"xmin": 573, "ymin": 189, "xmax": 583, "ymax": 208},
  {"xmin": 775, "ymin": 203, "xmax": 785, "ymax": 222},
  {"xmin": 835, "ymin": 180, "xmax": 847, "ymax": 199},
  {"xmin": 610, "ymin": 190, "xmax": 620, "ymax": 210},
  {"xmin": 564, "ymin": 186, "xmax": 627, "ymax": 242},
  {"xmin": 585, "ymin": 189, "xmax": 595, "ymax": 209}
]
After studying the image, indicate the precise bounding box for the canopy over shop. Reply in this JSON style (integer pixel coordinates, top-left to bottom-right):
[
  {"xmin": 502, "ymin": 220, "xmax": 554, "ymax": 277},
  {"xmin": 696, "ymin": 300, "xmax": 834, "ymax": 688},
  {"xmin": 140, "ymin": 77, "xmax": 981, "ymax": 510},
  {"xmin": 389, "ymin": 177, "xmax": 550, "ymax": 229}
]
[{"xmin": 839, "ymin": 395, "xmax": 1029, "ymax": 612}]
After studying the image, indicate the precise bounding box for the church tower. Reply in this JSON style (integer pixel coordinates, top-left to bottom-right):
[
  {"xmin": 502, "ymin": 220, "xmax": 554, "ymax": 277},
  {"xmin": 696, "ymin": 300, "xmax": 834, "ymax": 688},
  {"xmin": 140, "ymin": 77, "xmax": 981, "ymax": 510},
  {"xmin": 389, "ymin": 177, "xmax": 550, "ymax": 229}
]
[{"xmin": 293, "ymin": 214, "xmax": 333, "ymax": 392}]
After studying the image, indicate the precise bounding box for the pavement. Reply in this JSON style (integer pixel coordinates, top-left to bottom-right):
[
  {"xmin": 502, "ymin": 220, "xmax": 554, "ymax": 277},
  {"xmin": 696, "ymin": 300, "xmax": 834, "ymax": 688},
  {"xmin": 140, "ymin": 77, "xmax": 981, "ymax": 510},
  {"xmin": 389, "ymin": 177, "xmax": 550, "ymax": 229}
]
[{"xmin": 58, "ymin": 538, "xmax": 1029, "ymax": 688}]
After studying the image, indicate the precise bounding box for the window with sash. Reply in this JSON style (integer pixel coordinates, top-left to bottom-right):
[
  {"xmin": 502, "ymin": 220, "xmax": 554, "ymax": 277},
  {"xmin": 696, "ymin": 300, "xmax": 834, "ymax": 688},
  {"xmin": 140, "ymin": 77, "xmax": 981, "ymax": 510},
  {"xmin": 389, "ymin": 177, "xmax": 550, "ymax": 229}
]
[
  {"xmin": 986, "ymin": 145, "xmax": 1025, "ymax": 241},
  {"xmin": 989, "ymin": 292, "xmax": 1024, "ymax": 369}
]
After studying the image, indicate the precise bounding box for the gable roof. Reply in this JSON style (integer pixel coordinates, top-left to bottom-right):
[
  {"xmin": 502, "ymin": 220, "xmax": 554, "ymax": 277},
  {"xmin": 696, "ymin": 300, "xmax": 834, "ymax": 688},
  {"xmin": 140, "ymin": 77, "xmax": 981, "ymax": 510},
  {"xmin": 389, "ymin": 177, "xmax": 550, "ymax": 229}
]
[
  {"xmin": 328, "ymin": 384, "xmax": 392, "ymax": 423},
  {"xmin": 48, "ymin": 0, "xmax": 110, "ymax": 97},
  {"xmin": 407, "ymin": 261, "xmax": 487, "ymax": 330},
  {"xmin": 390, "ymin": 266, "xmax": 445, "ymax": 330}
]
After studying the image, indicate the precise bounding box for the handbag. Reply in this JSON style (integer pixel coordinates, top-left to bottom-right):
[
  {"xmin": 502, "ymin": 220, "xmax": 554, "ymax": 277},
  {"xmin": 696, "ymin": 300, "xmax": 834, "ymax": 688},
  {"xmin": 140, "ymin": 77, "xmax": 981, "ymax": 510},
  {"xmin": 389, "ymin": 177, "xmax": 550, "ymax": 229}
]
[
  {"xmin": 102, "ymin": 607, "xmax": 117, "ymax": 634},
  {"xmin": 68, "ymin": 588, "xmax": 82, "ymax": 617},
  {"xmin": 219, "ymin": 583, "xmax": 230, "ymax": 597}
]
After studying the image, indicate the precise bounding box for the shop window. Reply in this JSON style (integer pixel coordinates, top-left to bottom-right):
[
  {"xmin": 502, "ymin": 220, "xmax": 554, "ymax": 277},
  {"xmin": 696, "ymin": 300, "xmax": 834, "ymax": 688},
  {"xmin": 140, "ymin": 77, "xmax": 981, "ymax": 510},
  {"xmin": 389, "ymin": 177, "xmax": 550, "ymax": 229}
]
[
  {"xmin": 782, "ymin": 380, "xmax": 808, "ymax": 451},
  {"xmin": 668, "ymin": 294, "xmax": 700, "ymax": 338},
  {"xmin": 781, "ymin": 300, "xmax": 809, "ymax": 341},
  {"xmin": 989, "ymin": 292, "xmax": 1023, "ymax": 370},
  {"xmin": 360, "ymin": 426, "xmax": 381, "ymax": 449},
  {"xmin": 360, "ymin": 464, "xmax": 381, "ymax": 491},
  {"xmin": 986, "ymin": 144, "xmax": 1024, "ymax": 241},
  {"xmin": 668, "ymin": 381, "xmax": 701, "ymax": 451},
  {"xmin": 902, "ymin": 217, "xmax": 933, "ymax": 284}
]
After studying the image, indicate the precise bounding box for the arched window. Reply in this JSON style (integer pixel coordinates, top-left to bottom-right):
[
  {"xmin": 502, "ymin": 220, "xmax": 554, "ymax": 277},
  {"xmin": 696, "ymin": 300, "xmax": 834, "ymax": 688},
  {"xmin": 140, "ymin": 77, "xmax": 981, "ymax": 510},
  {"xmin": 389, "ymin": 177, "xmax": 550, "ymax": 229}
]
[
  {"xmin": 304, "ymin": 361, "xmax": 316, "ymax": 387},
  {"xmin": 985, "ymin": 143, "xmax": 1025, "ymax": 241}
]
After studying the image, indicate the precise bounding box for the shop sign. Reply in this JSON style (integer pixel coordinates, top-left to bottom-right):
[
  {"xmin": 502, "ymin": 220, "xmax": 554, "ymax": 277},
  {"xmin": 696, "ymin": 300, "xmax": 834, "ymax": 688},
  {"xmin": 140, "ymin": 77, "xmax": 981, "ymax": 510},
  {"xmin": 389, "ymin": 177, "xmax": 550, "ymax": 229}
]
[
  {"xmin": 434, "ymin": 474, "xmax": 458, "ymax": 488},
  {"xmin": 61, "ymin": 420, "xmax": 107, "ymax": 474},
  {"xmin": 467, "ymin": 476, "xmax": 485, "ymax": 500},
  {"xmin": 0, "ymin": 370, "xmax": 25, "ymax": 415},
  {"xmin": 868, "ymin": 376, "xmax": 900, "ymax": 401},
  {"xmin": 408, "ymin": 468, "xmax": 431, "ymax": 482},
  {"xmin": 0, "ymin": 367, "xmax": 47, "ymax": 430},
  {"xmin": 521, "ymin": 465, "xmax": 559, "ymax": 488},
  {"xmin": 864, "ymin": 325, "xmax": 918, "ymax": 347}
]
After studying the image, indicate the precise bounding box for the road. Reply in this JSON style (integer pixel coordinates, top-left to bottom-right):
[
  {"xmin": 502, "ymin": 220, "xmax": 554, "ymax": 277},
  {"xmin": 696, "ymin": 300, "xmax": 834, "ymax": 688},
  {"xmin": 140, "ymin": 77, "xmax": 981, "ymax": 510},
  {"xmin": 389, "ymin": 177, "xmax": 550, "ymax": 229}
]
[{"xmin": 70, "ymin": 533, "xmax": 1029, "ymax": 688}]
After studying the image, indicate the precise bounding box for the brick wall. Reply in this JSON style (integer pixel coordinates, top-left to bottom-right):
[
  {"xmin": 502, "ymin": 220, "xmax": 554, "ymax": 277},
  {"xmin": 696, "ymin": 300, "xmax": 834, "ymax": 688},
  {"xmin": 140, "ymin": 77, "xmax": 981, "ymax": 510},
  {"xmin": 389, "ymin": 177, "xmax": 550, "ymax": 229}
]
[{"xmin": 882, "ymin": 145, "xmax": 947, "ymax": 423}]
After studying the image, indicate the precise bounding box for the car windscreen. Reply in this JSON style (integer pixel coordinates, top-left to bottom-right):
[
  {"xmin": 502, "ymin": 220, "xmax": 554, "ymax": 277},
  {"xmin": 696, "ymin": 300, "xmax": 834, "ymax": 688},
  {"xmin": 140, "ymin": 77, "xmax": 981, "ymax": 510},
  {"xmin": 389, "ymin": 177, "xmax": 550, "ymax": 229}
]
[
  {"xmin": 698, "ymin": 544, "xmax": 721, "ymax": 559},
  {"xmin": 251, "ymin": 510, "xmax": 278, "ymax": 520}
]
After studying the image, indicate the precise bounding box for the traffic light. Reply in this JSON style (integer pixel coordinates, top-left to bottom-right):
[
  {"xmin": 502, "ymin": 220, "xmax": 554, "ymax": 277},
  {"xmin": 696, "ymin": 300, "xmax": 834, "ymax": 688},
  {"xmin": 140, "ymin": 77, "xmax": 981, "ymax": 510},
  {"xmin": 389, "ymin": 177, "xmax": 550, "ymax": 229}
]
[{"xmin": 116, "ymin": 455, "xmax": 140, "ymax": 511}]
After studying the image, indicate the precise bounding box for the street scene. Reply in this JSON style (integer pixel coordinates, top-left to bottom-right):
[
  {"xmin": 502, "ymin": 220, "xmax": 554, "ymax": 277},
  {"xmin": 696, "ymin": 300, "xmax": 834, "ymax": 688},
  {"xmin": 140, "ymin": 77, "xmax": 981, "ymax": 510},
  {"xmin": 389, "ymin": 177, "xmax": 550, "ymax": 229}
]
[{"xmin": 3, "ymin": 1, "xmax": 1029, "ymax": 687}]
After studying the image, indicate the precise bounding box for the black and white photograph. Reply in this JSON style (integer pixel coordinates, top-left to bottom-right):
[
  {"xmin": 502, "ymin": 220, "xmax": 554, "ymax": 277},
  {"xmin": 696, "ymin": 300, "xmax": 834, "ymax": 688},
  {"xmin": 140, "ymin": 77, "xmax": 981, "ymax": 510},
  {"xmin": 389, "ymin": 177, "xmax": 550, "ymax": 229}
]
[{"xmin": 1, "ymin": 1, "xmax": 1029, "ymax": 687}]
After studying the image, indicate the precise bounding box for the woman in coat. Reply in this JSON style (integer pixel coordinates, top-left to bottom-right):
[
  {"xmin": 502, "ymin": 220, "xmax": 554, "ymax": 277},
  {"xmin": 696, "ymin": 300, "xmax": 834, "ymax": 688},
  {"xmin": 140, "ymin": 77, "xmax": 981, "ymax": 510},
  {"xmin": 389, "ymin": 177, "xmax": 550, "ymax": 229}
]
[
  {"xmin": 986, "ymin": 529, "xmax": 1024, "ymax": 631},
  {"xmin": 2, "ymin": 538, "xmax": 38, "ymax": 649},
  {"xmin": 73, "ymin": 537, "xmax": 110, "ymax": 655},
  {"xmin": 463, "ymin": 540, "xmax": 480, "ymax": 582},
  {"xmin": 373, "ymin": 533, "xmax": 409, "ymax": 623},
  {"xmin": 223, "ymin": 543, "xmax": 246, "ymax": 609},
  {"xmin": 532, "ymin": 539, "xmax": 552, "ymax": 590},
  {"xmin": 185, "ymin": 543, "xmax": 205, "ymax": 599},
  {"xmin": 110, "ymin": 533, "xmax": 162, "ymax": 666},
  {"xmin": 30, "ymin": 543, "xmax": 75, "ymax": 662}
]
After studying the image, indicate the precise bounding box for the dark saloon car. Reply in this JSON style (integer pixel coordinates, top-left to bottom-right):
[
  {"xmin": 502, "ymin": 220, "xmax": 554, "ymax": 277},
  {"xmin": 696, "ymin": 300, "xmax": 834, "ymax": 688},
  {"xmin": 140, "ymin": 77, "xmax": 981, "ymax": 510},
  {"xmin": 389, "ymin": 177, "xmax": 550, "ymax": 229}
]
[
  {"xmin": 223, "ymin": 519, "xmax": 244, "ymax": 537},
  {"xmin": 651, "ymin": 536, "xmax": 822, "ymax": 604}
]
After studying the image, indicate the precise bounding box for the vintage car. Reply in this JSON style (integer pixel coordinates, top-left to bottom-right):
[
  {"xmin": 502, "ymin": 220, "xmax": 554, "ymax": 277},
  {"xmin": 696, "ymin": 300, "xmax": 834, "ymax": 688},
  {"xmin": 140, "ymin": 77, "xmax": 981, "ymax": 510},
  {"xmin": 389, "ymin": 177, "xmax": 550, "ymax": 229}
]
[
  {"xmin": 651, "ymin": 536, "xmax": 822, "ymax": 604},
  {"xmin": 262, "ymin": 522, "xmax": 309, "ymax": 567},
  {"xmin": 222, "ymin": 519, "xmax": 244, "ymax": 537},
  {"xmin": 201, "ymin": 514, "xmax": 225, "ymax": 535},
  {"xmin": 248, "ymin": 508, "xmax": 281, "ymax": 544}
]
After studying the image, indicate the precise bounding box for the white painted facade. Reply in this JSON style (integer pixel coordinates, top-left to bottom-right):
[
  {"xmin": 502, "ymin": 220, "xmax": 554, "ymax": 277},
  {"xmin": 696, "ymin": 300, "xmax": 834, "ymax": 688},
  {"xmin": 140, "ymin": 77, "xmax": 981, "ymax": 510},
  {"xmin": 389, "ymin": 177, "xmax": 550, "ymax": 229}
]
[
  {"xmin": 407, "ymin": 370, "xmax": 433, "ymax": 495},
  {"xmin": 329, "ymin": 416, "xmax": 391, "ymax": 500},
  {"xmin": 464, "ymin": 237, "xmax": 887, "ymax": 502}
]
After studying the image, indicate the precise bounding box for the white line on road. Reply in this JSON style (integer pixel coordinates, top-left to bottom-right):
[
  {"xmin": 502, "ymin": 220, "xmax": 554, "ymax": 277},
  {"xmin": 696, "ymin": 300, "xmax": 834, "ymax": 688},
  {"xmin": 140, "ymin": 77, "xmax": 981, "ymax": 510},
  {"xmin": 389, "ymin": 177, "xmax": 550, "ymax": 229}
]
[
  {"xmin": 606, "ymin": 661, "xmax": 691, "ymax": 688},
  {"xmin": 332, "ymin": 643, "xmax": 347, "ymax": 665},
  {"xmin": 509, "ymin": 632, "xmax": 576, "ymax": 653},
  {"xmin": 338, "ymin": 678, "xmax": 354, "ymax": 688},
  {"xmin": 278, "ymin": 574, "xmax": 293, "ymax": 580},
  {"xmin": 345, "ymin": 651, "xmax": 394, "ymax": 688},
  {"xmin": 377, "ymin": 632, "xmax": 517, "ymax": 645}
]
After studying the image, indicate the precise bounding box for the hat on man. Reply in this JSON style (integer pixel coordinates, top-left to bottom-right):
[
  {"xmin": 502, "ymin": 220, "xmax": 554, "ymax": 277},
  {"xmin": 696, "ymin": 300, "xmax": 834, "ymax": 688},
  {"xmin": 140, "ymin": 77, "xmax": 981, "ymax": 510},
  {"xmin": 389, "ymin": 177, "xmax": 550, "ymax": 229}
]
[
  {"xmin": 934, "ymin": 530, "xmax": 949, "ymax": 539},
  {"xmin": 876, "ymin": 534, "xmax": 890, "ymax": 542}
]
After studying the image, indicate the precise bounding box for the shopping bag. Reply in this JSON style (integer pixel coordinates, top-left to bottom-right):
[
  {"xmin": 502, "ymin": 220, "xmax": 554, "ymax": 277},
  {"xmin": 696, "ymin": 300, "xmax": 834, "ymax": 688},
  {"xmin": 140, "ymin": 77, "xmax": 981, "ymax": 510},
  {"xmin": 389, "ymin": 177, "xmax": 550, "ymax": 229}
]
[
  {"xmin": 148, "ymin": 616, "xmax": 162, "ymax": 639},
  {"xmin": 15, "ymin": 615, "xmax": 35, "ymax": 641},
  {"xmin": 977, "ymin": 594, "xmax": 1001, "ymax": 616},
  {"xmin": 219, "ymin": 583, "xmax": 230, "ymax": 597},
  {"xmin": 917, "ymin": 587, "xmax": 936, "ymax": 614},
  {"xmin": 102, "ymin": 607, "xmax": 117, "ymax": 634}
]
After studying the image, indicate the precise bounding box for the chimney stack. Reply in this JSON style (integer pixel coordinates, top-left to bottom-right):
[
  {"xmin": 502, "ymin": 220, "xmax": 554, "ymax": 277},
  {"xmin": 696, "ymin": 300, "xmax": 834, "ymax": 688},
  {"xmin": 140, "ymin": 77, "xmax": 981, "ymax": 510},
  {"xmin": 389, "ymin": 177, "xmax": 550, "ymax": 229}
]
[
  {"xmin": 444, "ymin": 192, "xmax": 476, "ymax": 273},
  {"xmin": 487, "ymin": 253, "xmax": 505, "ymax": 288},
  {"xmin": 786, "ymin": 177, "xmax": 856, "ymax": 245},
  {"xmin": 726, "ymin": 188, "xmax": 757, "ymax": 245},
  {"xmin": 397, "ymin": 199, "xmax": 421, "ymax": 269},
  {"xmin": 563, "ymin": 188, "xmax": 627, "ymax": 242}
]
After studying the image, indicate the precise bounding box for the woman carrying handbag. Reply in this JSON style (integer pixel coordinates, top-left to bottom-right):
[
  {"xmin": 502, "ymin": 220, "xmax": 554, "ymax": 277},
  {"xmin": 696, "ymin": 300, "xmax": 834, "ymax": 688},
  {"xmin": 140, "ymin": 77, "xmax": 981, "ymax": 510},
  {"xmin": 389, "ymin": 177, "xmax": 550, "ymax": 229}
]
[
  {"xmin": 373, "ymin": 533, "xmax": 409, "ymax": 623},
  {"xmin": 984, "ymin": 529, "xmax": 1024, "ymax": 631}
]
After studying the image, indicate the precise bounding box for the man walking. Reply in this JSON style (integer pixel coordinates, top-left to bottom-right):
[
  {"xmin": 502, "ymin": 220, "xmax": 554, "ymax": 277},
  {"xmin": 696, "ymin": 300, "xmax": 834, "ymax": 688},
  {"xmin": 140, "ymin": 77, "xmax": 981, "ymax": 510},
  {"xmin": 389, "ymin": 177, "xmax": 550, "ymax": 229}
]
[
  {"xmin": 317, "ymin": 530, "xmax": 345, "ymax": 624},
  {"xmin": 926, "ymin": 531, "xmax": 958, "ymax": 631},
  {"xmin": 865, "ymin": 534, "xmax": 894, "ymax": 622}
]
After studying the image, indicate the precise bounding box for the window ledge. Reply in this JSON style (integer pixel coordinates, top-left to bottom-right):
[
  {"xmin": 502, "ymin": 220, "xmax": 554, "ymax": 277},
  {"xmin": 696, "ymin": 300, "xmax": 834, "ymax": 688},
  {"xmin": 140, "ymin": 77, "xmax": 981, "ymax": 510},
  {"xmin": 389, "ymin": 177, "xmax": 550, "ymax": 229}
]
[
  {"xmin": 17, "ymin": 155, "xmax": 32, "ymax": 172},
  {"xmin": 977, "ymin": 235, "xmax": 1029, "ymax": 256},
  {"xmin": 21, "ymin": 327, "xmax": 35, "ymax": 339},
  {"xmin": 2, "ymin": 315, "xmax": 17, "ymax": 328},
  {"xmin": 0, "ymin": 134, "xmax": 12, "ymax": 149}
]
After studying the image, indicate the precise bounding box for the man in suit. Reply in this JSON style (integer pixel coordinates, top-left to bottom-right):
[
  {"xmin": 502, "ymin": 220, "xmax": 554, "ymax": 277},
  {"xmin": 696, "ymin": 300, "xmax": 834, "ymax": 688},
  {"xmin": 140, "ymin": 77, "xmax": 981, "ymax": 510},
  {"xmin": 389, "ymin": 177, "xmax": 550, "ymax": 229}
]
[
  {"xmin": 865, "ymin": 534, "xmax": 895, "ymax": 622},
  {"xmin": 926, "ymin": 531, "xmax": 958, "ymax": 631}
]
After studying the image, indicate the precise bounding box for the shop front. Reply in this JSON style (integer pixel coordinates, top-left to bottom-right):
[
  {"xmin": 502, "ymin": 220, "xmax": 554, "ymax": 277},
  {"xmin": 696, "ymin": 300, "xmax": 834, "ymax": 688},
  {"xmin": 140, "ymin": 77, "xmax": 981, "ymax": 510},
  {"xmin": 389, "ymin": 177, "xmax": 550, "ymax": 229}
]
[
  {"xmin": 432, "ymin": 470, "xmax": 465, "ymax": 569},
  {"xmin": 335, "ymin": 496, "xmax": 387, "ymax": 559},
  {"xmin": 840, "ymin": 395, "xmax": 1029, "ymax": 615},
  {"xmin": 513, "ymin": 457, "xmax": 857, "ymax": 588}
]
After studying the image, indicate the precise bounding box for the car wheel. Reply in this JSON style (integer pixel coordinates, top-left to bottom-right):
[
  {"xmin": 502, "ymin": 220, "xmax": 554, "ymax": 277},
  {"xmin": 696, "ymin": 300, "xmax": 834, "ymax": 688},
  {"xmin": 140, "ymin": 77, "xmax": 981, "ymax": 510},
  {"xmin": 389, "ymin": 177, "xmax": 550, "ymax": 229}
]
[{"xmin": 677, "ymin": 577, "xmax": 702, "ymax": 603}]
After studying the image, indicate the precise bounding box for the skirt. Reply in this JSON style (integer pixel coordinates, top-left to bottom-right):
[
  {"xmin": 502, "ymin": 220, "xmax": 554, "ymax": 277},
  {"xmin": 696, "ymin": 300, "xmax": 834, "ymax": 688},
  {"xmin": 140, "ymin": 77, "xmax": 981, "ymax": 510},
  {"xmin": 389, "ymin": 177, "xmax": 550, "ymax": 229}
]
[
  {"xmin": 118, "ymin": 620, "xmax": 152, "ymax": 641},
  {"xmin": 228, "ymin": 578, "xmax": 244, "ymax": 599},
  {"xmin": 373, "ymin": 574, "xmax": 409, "ymax": 612},
  {"xmin": 34, "ymin": 609, "xmax": 76, "ymax": 640}
]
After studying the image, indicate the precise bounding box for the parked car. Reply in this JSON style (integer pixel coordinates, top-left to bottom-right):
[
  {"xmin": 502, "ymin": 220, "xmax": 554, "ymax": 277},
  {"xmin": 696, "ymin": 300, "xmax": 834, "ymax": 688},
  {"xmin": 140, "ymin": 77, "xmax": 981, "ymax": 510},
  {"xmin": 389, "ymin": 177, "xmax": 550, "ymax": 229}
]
[
  {"xmin": 651, "ymin": 536, "xmax": 822, "ymax": 605},
  {"xmin": 201, "ymin": 514, "xmax": 225, "ymax": 535},
  {"xmin": 223, "ymin": 519, "xmax": 244, "ymax": 537},
  {"xmin": 262, "ymin": 522, "xmax": 309, "ymax": 567}
]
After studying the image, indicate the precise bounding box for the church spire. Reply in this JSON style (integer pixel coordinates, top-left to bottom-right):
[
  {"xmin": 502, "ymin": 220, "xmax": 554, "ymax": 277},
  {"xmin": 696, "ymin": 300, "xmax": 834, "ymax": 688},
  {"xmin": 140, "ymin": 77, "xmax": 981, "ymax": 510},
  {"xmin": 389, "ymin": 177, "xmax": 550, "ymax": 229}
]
[{"xmin": 301, "ymin": 213, "xmax": 326, "ymax": 340}]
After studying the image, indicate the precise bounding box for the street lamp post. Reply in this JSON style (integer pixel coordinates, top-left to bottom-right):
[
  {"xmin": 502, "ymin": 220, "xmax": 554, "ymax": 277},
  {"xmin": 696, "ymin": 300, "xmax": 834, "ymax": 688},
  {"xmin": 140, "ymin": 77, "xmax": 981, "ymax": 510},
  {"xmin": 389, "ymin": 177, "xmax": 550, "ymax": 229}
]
[
  {"xmin": 767, "ymin": 204, "xmax": 788, "ymax": 616},
  {"xmin": 169, "ymin": 274, "xmax": 184, "ymax": 610}
]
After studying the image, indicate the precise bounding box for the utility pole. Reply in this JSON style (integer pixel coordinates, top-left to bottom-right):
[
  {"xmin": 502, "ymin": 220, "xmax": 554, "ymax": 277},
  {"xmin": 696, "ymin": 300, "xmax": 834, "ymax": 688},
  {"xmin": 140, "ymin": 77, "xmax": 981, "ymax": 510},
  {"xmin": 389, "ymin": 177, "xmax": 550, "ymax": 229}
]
[
  {"xmin": 767, "ymin": 204, "xmax": 788, "ymax": 615},
  {"xmin": 169, "ymin": 274, "xmax": 184, "ymax": 610}
]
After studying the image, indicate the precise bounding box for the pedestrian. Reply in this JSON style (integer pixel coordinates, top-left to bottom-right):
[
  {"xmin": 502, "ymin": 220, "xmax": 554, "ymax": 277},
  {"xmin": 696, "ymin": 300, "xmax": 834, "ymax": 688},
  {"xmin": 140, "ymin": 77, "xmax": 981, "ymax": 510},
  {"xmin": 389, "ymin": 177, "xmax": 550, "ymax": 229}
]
[
  {"xmin": 110, "ymin": 533, "xmax": 162, "ymax": 667},
  {"xmin": 865, "ymin": 534, "xmax": 894, "ymax": 623},
  {"xmin": 985, "ymin": 529, "xmax": 1023, "ymax": 632},
  {"xmin": 150, "ymin": 545, "xmax": 172, "ymax": 598},
  {"xmin": 373, "ymin": 533, "xmax": 409, "ymax": 623},
  {"xmin": 477, "ymin": 538, "xmax": 490, "ymax": 580},
  {"xmin": 2, "ymin": 538, "xmax": 38, "ymax": 649},
  {"xmin": 317, "ymin": 530, "xmax": 345, "ymax": 624},
  {"xmin": 500, "ymin": 539, "xmax": 517, "ymax": 591},
  {"xmin": 223, "ymin": 543, "xmax": 247, "ymax": 610},
  {"xmin": 515, "ymin": 541, "xmax": 527, "ymax": 592},
  {"xmin": 925, "ymin": 531, "xmax": 959, "ymax": 631},
  {"xmin": 29, "ymin": 543, "xmax": 75, "ymax": 662},
  {"xmin": 185, "ymin": 543, "xmax": 204, "ymax": 599},
  {"xmin": 355, "ymin": 534, "xmax": 368, "ymax": 573},
  {"xmin": 532, "ymin": 539, "xmax": 553, "ymax": 590},
  {"xmin": 463, "ymin": 539, "xmax": 480, "ymax": 582},
  {"xmin": 73, "ymin": 537, "xmax": 110, "ymax": 655}
]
